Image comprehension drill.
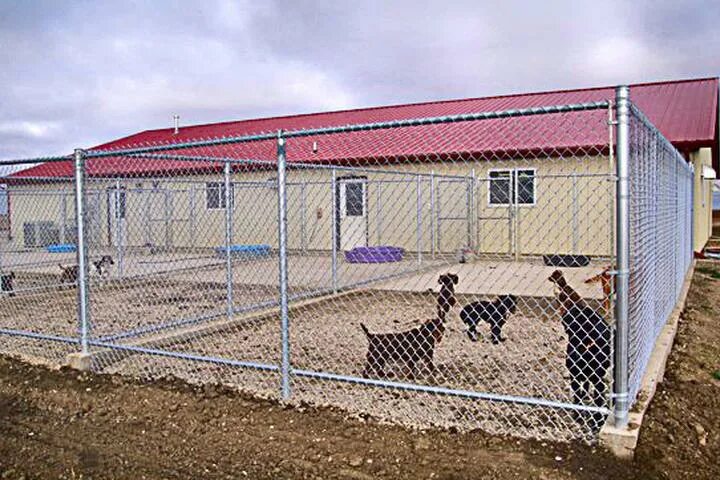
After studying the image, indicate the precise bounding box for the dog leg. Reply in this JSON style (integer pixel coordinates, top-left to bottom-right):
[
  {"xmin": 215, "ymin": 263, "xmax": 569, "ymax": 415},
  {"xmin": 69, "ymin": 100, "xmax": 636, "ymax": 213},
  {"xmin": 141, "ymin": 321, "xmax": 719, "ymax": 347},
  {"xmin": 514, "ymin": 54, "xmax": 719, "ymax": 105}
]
[
  {"xmin": 467, "ymin": 327, "xmax": 479, "ymax": 342},
  {"xmin": 491, "ymin": 324, "xmax": 506, "ymax": 344},
  {"xmin": 570, "ymin": 377, "xmax": 585, "ymax": 406},
  {"xmin": 363, "ymin": 352, "xmax": 378, "ymax": 378}
]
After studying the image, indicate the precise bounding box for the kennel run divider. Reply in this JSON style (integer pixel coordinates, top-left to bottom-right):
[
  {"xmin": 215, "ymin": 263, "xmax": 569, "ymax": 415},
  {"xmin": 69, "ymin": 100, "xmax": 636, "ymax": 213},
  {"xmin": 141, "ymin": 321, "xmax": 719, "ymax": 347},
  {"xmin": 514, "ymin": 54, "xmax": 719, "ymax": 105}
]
[{"xmin": 0, "ymin": 86, "xmax": 694, "ymax": 441}]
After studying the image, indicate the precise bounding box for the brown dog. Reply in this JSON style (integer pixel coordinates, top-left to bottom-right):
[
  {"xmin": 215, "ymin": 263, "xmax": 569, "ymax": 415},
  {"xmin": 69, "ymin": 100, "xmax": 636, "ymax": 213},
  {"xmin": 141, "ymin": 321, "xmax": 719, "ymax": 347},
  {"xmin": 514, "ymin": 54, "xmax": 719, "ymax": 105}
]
[
  {"xmin": 59, "ymin": 264, "xmax": 79, "ymax": 286},
  {"xmin": 548, "ymin": 269, "xmax": 587, "ymax": 316},
  {"xmin": 360, "ymin": 273, "xmax": 458, "ymax": 378}
]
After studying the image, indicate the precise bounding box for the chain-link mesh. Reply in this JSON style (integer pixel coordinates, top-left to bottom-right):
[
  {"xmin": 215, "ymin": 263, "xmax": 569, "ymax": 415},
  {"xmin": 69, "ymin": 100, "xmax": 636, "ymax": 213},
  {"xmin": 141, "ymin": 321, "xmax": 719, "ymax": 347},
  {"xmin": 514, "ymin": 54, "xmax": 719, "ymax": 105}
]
[
  {"xmin": 626, "ymin": 105, "xmax": 694, "ymax": 405},
  {"xmin": 0, "ymin": 158, "xmax": 81, "ymax": 364},
  {"xmin": 0, "ymin": 98, "xmax": 694, "ymax": 443}
]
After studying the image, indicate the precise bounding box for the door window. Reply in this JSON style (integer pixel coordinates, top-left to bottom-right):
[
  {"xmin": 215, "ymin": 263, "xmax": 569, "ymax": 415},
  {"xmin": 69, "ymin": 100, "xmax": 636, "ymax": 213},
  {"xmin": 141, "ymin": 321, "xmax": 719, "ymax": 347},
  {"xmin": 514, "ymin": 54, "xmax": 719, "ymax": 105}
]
[{"xmin": 345, "ymin": 182, "xmax": 364, "ymax": 216}]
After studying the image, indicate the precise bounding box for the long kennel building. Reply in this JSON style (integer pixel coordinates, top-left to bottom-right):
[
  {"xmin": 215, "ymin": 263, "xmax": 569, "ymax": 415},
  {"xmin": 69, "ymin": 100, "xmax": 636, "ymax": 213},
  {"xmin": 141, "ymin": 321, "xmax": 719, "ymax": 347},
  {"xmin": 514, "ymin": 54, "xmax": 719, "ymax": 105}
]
[{"xmin": 4, "ymin": 77, "xmax": 718, "ymax": 258}]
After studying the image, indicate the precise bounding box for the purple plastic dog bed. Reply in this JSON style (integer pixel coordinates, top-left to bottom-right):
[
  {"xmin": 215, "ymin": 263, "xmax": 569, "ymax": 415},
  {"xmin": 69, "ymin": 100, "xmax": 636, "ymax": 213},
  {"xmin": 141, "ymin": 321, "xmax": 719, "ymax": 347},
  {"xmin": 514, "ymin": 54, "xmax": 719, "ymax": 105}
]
[{"xmin": 344, "ymin": 246, "xmax": 404, "ymax": 263}]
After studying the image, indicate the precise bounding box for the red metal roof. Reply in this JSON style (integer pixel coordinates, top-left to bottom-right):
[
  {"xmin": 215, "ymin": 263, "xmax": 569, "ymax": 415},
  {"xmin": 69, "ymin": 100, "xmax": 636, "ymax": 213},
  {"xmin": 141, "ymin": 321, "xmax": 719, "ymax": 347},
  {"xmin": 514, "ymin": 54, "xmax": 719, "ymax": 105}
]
[{"xmin": 11, "ymin": 77, "xmax": 719, "ymax": 178}]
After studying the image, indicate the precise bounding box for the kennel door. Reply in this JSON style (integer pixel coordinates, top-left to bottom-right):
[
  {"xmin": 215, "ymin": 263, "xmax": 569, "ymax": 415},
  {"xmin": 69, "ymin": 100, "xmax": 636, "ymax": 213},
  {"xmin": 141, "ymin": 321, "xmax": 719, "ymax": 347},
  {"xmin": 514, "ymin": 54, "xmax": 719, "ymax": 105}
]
[
  {"xmin": 146, "ymin": 188, "xmax": 172, "ymax": 248},
  {"xmin": 336, "ymin": 177, "xmax": 368, "ymax": 251},
  {"xmin": 436, "ymin": 178, "xmax": 470, "ymax": 253},
  {"xmin": 107, "ymin": 185, "xmax": 127, "ymax": 248}
]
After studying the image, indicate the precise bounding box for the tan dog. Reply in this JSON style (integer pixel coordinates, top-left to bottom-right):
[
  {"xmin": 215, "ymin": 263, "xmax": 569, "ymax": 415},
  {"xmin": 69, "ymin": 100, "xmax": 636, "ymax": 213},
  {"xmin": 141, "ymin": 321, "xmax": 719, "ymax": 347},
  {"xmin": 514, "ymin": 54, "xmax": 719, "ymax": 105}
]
[{"xmin": 584, "ymin": 266, "xmax": 614, "ymax": 319}]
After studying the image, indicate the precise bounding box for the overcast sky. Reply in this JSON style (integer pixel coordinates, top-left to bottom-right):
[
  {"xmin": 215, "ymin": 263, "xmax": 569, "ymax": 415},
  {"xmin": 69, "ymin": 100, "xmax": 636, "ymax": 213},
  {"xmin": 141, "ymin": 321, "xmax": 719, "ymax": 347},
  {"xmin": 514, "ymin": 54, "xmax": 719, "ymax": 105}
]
[{"xmin": 0, "ymin": 0, "xmax": 718, "ymax": 162}]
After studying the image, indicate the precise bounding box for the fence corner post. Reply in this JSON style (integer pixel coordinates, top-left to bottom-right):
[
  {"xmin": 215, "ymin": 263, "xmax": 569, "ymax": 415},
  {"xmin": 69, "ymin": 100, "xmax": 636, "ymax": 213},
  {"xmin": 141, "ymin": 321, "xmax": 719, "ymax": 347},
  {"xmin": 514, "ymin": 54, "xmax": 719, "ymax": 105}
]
[
  {"xmin": 276, "ymin": 130, "xmax": 291, "ymax": 400},
  {"xmin": 73, "ymin": 148, "xmax": 90, "ymax": 356},
  {"xmin": 613, "ymin": 85, "xmax": 631, "ymax": 428}
]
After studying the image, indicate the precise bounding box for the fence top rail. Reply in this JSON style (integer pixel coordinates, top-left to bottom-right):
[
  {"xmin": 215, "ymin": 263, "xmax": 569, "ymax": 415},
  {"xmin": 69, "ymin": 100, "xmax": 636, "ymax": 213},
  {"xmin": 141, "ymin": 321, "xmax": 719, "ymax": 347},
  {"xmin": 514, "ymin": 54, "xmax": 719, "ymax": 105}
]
[
  {"xmin": 70, "ymin": 100, "xmax": 611, "ymax": 160},
  {"xmin": 121, "ymin": 152, "xmax": 473, "ymax": 180},
  {"xmin": 628, "ymin": 102, "xmax": 693, "ymax": 175},
  {"xmin": 0, "ymin": 155, "xmax": 72, "ymax": 167}
]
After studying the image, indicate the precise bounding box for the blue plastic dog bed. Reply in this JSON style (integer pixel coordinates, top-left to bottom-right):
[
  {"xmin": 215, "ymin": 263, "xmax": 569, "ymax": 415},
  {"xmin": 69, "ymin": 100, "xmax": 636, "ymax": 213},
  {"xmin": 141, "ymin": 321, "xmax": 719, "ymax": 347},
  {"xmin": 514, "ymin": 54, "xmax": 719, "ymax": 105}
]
[
  {"xmin": 47, "ymin": 244, "xmax": 77, "ymax": 253},
  {"xmin": 215, "ymin": 244, "xmax": 271, "ymax": 259},
  {"xmin": 345, "ymin": 246, "xmax": 404, "ymax": 263}
]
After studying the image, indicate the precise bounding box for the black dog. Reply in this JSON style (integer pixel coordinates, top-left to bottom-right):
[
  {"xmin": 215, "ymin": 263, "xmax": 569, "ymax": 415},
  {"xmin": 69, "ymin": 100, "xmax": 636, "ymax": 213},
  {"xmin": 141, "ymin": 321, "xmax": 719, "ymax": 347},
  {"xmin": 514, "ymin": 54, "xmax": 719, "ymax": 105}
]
[
  {"xmin": 93, "ymin": 255, "xmax": 114, "ymax": 277},
  {"xmin": 360, "ymin": 273, "xmax": 458, "ymax": 378},
  {"xmin": 460, "ymin": 294, "xmax": 518, "ymax": 344},
  {"xmin": 1, "ymin": 272, "xmax": 16, "ymax": 297},
  {"xmin": 562, "ymin": 304, "xmax": 611, "ymax": 413}
]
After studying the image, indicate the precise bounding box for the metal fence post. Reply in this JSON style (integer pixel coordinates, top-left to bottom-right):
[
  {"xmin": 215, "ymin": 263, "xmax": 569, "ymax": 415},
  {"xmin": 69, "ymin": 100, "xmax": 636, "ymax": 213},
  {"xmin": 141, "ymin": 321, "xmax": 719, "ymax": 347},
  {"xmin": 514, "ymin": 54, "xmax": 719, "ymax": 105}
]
[
  {"xmin": 571, "ymin": 174, "xmax": 579, "ymax": 254},
  {"xmin": 60, "ymin": 193, "xmax": 67, "ymax": 244},
  {"xmin": 277, "ymin": 131, "xmax": 291, "ymax": 400},
  {"xmin": 331, "ymin": 168, "xmax": 338, "ymax": 292},
  {"xmin": 690, "ymin": 164, "xmax": 695, "ymax": 263},
  {"xmin": 513, "ymin": 170, "xmax": 520, "ymax": 261},
  {"xmin": 74, "ymin": 149, "xmax": 90, "ymax": 354},
  {"xmin": 468, "ymin": 169, "xmax": 476, "ymax": 250},
  {"xmin": 376, "ymin": 181, "xmax": 382, "ymax": 245},
  {"xmin": 674, "ymin": 159, "xmax": 679, "ymax": 299},
  {"xmin": 416, "ymin": 174, "xmax": 422, "ymax": 265},
  {"xmin": 430, "ymin": 171, "xmax": 435, "ymax": 258},
  {"xmin": 613, "ymin": 85, "xmax": 631, "ymax": 428},
  {"xmin": 224, "ymin": 161, "xmax": 234, "ymax": 318},
  {"xmin": 189, "ymin": 185, "xmax": 196, "ymax": 245},
  {"xmin": 300, "ymin": 183, "xmax": 307, "ymax": 253},
  {"xmin": 114, "ymin": 179, "xmax": 124, "ymax": 277}
]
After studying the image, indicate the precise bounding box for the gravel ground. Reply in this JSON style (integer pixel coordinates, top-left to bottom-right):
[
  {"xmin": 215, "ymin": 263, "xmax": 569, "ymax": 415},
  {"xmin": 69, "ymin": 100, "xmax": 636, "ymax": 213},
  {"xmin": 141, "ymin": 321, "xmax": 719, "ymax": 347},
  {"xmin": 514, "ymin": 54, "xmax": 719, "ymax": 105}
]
[
  {"xmin": 0, "ymin": 272, "xmax": 288, "ymax": 339},
  {"xmin": 92, "ymin": 290, "xmax": 605, "ymax": 441},
  {"xmin": 0, "ymin": 262, "xmax": 718, "ymax": 479},
  {"xmin": 1, "ymin": 270, "xmax": 608, "ymax": 442}
]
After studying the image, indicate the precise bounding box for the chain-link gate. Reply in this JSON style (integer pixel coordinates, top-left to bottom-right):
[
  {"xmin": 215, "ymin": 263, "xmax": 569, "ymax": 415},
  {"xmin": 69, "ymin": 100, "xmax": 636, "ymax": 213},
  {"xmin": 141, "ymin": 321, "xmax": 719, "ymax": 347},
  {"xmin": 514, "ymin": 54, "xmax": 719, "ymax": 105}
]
[{"xmin": 0, "ymin": 87, "xmax": 695, "ymax": 443}]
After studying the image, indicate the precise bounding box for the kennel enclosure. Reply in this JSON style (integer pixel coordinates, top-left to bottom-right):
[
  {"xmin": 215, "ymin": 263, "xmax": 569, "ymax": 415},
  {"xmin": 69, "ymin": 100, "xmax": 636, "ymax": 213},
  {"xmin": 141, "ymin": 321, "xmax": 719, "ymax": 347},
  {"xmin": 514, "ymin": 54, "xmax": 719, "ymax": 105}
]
[{"xmin": 0, "ymin": 85, "xmax": 696, "ymax": 442}]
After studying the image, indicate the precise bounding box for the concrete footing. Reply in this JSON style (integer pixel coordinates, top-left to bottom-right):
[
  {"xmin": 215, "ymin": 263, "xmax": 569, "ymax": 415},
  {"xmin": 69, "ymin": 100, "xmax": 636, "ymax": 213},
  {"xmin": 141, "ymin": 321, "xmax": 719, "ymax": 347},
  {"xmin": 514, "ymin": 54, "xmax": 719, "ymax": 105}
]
[
  {"xmin": 599, "ymin": 261, "xmax": 695, "ymax": 458},
  {"xmin": 66, "ymin": 352, "xmax": 92, "ymax": 371}
]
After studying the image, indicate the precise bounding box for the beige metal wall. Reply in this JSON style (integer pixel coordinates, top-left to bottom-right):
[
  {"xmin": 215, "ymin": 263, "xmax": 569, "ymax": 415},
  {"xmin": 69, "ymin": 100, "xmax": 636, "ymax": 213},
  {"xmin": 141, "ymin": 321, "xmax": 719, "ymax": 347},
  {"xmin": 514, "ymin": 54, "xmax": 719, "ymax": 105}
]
[
  {"xmin": 6, "ymin": 156, "xmax": 614, "ymax": 257},
  {"xmin": 691, "ymin": 147, "xmax": 714, "ymax": 252}
]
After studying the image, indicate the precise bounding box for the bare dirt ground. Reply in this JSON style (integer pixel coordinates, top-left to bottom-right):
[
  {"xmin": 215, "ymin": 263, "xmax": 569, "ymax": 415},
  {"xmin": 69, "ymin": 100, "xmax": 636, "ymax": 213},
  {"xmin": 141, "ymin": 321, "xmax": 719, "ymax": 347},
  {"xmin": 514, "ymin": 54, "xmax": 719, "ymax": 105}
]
[{"xmin": 1, "ymin": 265, "xmax": 719, "ymax": 479}]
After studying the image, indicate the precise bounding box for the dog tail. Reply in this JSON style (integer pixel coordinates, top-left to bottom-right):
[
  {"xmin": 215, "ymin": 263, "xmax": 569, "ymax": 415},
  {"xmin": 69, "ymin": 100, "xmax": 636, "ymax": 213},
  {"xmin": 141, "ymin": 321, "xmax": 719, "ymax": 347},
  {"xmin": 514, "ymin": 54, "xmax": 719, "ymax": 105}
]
[{"xmin": 360, "ymin": 323, "xmax": 371, "ymax": 337}]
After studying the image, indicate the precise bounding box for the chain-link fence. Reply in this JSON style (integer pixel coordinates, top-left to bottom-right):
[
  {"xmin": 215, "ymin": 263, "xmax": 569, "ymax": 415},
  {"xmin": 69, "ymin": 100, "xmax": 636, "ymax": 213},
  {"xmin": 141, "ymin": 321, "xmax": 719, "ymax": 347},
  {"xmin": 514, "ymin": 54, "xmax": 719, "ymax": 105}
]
[
  {"xmin": 626, "ymin": 104, "xmax": 694, "ymax": 406},
  {"xmin": 0, "ymin": 87, "xmax": 694, "ymax": 442}
]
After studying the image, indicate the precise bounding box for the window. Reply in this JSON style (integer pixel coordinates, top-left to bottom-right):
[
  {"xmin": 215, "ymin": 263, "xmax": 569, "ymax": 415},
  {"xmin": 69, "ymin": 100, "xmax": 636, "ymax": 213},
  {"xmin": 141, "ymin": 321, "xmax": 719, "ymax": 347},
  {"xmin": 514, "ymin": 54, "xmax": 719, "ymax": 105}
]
[
  {"xmin": 206, "ymin": 182, "xmax": 234, "ymax": 210},
  {"xmin": 488, "ymin": 169, "xmax": 535, "ymax": 206},
  {"xmin": 115, "ymin": 187, "xmax": 127, "ymax": 219},
  {"xmin": 345, "ymin": 182, "xmax": 364, "ymax": 216},
  {"xmin": 0, "ymin": 184, "xmax": 7, "ymax": 216},
  {"xmin": 516, "ymin": 169, "xmax": 535, "ymax": 205}
]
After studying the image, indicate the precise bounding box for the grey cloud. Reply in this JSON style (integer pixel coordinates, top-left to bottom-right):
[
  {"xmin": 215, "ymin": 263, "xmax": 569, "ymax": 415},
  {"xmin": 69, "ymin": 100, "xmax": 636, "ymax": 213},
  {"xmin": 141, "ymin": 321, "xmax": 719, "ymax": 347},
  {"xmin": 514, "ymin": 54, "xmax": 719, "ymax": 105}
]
[{"xmin": 0, "ymin": 0, "xmax": 718, "ymax": 162}]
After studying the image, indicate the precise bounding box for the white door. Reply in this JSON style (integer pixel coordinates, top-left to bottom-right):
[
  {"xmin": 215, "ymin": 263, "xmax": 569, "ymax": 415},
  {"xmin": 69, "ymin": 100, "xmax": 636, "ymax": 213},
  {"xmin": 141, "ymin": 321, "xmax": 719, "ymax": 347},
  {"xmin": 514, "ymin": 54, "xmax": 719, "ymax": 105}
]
[
  {"xmin": 108, "ymin": 186, "xmax": 127, "ymax": 247},
  {"xmin": 338, "ymin": 177, "xmax": 367, "ymax": 250}
]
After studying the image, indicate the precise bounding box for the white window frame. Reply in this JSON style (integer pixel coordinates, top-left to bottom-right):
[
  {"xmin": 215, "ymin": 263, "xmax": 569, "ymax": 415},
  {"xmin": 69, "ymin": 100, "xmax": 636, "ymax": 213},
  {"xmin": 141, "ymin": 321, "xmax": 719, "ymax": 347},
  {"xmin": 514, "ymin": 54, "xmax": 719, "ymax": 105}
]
[
  {"xmin": 206, "ymin": 182, "xmax": 234, "ymax": 210},
  {"xmin": 487, "ymin": 168, "xmax": 537, "ymax": 207}
]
